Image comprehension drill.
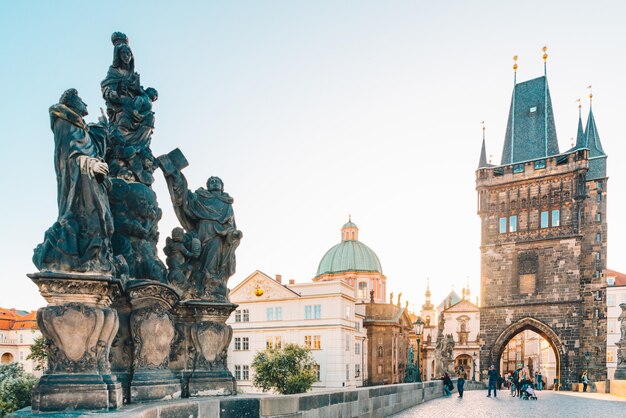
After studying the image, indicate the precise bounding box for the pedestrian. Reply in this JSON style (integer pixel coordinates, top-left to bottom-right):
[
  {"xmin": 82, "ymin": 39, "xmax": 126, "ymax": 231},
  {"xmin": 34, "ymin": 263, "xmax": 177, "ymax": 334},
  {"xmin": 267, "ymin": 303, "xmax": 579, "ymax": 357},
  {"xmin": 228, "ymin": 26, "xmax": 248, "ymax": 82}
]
[
  {"xmin": 582, "ymin": 371, "xmax": 589, "ymax": 392},
  {"xmin": 513, "ymin": 365, "xmax": 523, "ymax": 397},
  {"xmin": 457, "ymin": 369, "xmax": 467, "ymax": 398},
  {"xmin": 536, "ymin": 369, "xmax": 543, "ymax": 391},
  {"xmin": 487, "ymin": 365, "xmax": 498, "ymax": 397},
  {"xmin": 442, "ymin": 372, "xmax": 453, "ymax": 397}
]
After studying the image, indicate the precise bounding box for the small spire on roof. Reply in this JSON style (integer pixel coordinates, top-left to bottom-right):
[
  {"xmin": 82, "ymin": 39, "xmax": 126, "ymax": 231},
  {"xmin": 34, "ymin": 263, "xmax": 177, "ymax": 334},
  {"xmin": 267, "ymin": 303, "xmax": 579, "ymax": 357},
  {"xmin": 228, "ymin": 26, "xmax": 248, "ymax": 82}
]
[
  {"xmin": 542, "ymin": 46, "xmax": 548, "ymax": 76},
  {"xmin": 513, "ymin": 55, "xmax": 518, "ymax": 84}
]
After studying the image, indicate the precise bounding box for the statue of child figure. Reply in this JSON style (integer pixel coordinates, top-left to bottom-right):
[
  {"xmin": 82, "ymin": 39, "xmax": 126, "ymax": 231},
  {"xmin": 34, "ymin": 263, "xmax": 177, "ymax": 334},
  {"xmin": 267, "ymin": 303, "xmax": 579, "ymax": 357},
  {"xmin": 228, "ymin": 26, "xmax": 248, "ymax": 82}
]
[{"xmin": 164, "ymin": 227, "xmax": 200, "ymax": 287}]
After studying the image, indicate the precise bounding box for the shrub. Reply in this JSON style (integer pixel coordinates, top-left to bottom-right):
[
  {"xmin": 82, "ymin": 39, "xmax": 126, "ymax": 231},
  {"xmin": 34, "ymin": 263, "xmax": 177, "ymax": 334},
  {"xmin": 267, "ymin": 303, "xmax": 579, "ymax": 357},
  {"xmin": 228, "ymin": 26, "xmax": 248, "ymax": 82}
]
[{"xmin": 251, "ymin": 343, "xmax": 317, "ymax": 394}]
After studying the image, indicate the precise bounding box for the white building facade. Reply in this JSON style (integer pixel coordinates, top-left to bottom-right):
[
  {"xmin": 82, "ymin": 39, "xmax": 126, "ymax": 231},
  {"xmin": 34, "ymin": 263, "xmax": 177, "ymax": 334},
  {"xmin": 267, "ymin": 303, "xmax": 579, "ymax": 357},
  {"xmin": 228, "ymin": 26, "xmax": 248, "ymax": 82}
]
[
  {"xmin": 227, "ymin": 271, "xmax": 367, "ymax": 392},
  {"xmin": 0, "ymin": 308, "xmax": 41, "ymax": 375},
  {"xmin": 606, "ymin": 269, "xmax": 626, "ymax": 380}
]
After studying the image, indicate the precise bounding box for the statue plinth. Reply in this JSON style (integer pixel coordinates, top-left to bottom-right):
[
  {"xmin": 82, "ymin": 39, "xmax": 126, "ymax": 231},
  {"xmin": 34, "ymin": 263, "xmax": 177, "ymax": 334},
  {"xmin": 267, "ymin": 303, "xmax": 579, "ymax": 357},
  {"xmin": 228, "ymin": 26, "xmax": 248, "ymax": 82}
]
[
  {"xmin": 615, "ymin": 340, "xmax": 626, "ymax": 380},
  {"xmin": 127, "ymin": 281, "xmax": 181, "ymax": 401},
  {"xmin": 173, "ymin": 300, "xmax": 237, "ymax": 396},
  {"xmin": 28, "ymin": 272, "xmax": 123, "ymax": 412}
]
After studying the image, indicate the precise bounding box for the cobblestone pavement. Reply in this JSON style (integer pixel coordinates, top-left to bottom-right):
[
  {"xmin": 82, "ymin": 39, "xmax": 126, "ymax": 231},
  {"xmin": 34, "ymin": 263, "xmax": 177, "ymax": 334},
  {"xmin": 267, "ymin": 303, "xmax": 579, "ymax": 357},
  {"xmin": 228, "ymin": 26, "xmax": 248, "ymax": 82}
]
[{"xmin": 391, "ymin": 389, "xmax": 626, "ymax": 418}]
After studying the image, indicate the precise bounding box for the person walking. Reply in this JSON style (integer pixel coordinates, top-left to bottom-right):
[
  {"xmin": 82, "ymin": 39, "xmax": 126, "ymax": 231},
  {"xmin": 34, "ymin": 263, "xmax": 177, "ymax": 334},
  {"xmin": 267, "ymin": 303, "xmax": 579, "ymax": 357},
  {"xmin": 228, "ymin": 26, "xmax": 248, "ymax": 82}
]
[
  {"xmin": 582, "ymin": 371, "xmax": 590, "ymax": 392},
  {"xmin": 513, "ymin": 365, "xmax": 523, "ymax": 397},
  {"xmin": 536, "ymin": 369, "xmax": 543, "ymax": 391},
  {"xmin": 487, "ymin": 365, "xmax": 498, "ymax": 397},
  {"xmin": 457, "ymin": 369, "xmax": 467, "ymax": 398},
  {"xmin": 442, "ymin": 372, "xmax": 453, "ymax": 397}
]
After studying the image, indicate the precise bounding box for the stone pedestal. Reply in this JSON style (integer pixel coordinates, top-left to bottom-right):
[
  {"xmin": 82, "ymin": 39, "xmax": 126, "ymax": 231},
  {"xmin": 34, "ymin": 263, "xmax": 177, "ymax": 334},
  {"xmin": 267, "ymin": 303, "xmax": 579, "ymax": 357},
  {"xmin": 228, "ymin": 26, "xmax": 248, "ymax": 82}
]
[
  {"xmin": 175, "ymin": 301, "xmax": 237, "ymax": 397},
  {"xmin": 127, "ymin": 281, "xmax": 181, "ymax": 402},
  {"xmin": 614, "ymin": 341, "xmax": 626, "ymax": 380},
  {"xmin": 28, "ymin": 272, "xmax": 123, "ymax": 412}
]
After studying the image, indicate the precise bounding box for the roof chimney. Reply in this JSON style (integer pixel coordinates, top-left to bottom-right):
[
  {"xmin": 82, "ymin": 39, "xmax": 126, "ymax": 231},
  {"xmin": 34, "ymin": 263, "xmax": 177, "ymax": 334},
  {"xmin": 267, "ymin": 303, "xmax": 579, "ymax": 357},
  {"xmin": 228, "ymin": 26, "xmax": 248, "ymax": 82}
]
[
  {"xmin": 289, "ymin": 279, "xmax": 295, "ymax": 285},
  {"xmin": 275, "ymin": 274, "xmax": 282, "ymax": 284}
]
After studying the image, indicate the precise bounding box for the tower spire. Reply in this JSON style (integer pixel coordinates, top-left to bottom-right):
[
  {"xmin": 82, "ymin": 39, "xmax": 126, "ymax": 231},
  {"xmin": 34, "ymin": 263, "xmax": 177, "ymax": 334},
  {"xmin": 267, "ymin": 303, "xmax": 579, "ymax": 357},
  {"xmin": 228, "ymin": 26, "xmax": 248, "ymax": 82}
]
[
  {"xmin": 510, "ymin": 55, "xmax": 518, "ymax": 164},
  {"xmin": 478, "ymin": 121, "xmax": 489, "ymax": 168},
  {"xmin": 574, "ymin": 98, "xmax": 585, "ymax": 149},
  {"xmin": 543, "ymin": 46, "xmax": 549, "ymax": 156}
]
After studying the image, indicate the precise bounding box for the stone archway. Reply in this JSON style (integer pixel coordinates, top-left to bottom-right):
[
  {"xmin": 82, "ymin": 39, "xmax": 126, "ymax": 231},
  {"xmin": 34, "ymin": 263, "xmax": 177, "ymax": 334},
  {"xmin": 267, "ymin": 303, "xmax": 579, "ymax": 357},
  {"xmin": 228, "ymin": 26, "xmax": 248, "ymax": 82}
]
[
  {"xmin": 1, "ymin": 352, "xmax": 14, "ymax": 364},
  {"xmin": 491, "ymin": 317, "xmax": 564, "ymax": 385}
]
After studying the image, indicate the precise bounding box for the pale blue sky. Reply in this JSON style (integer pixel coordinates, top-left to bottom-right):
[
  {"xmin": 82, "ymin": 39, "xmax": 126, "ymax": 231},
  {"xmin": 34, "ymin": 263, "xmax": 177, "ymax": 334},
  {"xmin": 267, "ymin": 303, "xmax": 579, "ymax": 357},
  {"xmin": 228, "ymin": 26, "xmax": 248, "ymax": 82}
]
[{"xmin": 1, "ymin": 1, "xmax": 625, "ymax": 311}]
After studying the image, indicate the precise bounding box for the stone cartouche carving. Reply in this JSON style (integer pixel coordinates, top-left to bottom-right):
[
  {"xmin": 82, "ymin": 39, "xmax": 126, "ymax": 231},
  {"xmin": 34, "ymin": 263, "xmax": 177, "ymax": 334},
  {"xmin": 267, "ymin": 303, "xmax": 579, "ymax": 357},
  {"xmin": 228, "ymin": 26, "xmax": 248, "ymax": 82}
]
[
  {"xmin": 160, "ymin": 149, "xmax": 242, "ymax": 301},
  {"xmin": 33, "ymin": 89, "xmax": 118, "ymax": 274},
  {"xmin": 191, "ymin": 322, "xmax": 232, "ymax": 370}
]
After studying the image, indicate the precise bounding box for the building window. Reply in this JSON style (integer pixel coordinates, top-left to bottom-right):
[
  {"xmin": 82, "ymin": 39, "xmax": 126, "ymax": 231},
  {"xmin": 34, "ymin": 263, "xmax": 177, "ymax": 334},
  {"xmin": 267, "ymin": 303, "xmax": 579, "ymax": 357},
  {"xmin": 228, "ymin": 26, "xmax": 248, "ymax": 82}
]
[
  {"xmin": 597, "ymin": 193, "xmax": 602, "ymax": 202},
  {"xmin": 243, "ymin": 365, "xmax": 249, "ymax": 380},
  {"xmin": 235, "ymin": 365, "xmax": 241, "ymax": 380},
  {"xmin": 266, "ymin": 337, "xmax": 274, "ymax": 349},
  {"xmin": 275, "ymin": 307, "xmax": 282, "ymax": 320},
  {"xmin": 509, "ymin": 215, "xmax": 518, "ymax": 232},
  {"xmin": 355, "ymin": 364, "xmax": 361, "ymax": 378},
  {"xmin": 305, "ymin": 305, "xmax": 322, "ymax": 319},
  {"xmin": 551, "ymin": 210, "xmax": 560, "ymax": 227},
  {"xmin": 534, "ymin": 159, "xmax": 546, "ymax": 169},
  {"xmin": 513, "ymin": 164, "xmax": 524, "ymax": 174},
  {"xmin": 345, "ymin": 306, "xmax": 351, "ymax": 319},
  {"xmin": 608, "ymin": 349, "xmax": 615, "ymax": 363},
  {"xmin": 358, "ymin": 282, "xmax": 367, "ymax": 299},
  {"xmin": 266, "ymin": 308, "xmax": 274, "ymax": 321},
  {"xmin": 346, "ymin": 364, "xmax": 350, "ymax": 381},
  {"xmin": 345, "ymin": 335, "xmax": 350, "ymax": 351},
  {"xmin": 313, "ymin": 364, "xmax": 321, "ymax": 381},
  {"xmin": 19, "ymin": 334, "xmax": 23, "ymax": 344},
  {"xmin": 518, "ymin": 251, "xmax": 538, "ymax": 295},
  {"xmin": 597, "ymin": 180, "xmax": 603, "ymax": 190},
  {"xmin": 243, "ymin": 337, "xmax": 249, "ymax": 350},
  {"xmin": 355, "ymin": 342, "xmax": 360, "ymax": 355},
  {"xmin": 304, "ymin": 335, "xmax": 312, "ymax": 349},
  {"xmin": 608, "ymin": 320, "xmax": 616, "ymax": 334},
  {"xmin": 234, "ymin": 337, "xmax": 241, "ymax": 350},
  {"xmin": 275, "ymin": 336, "xmax": 282, "ymax": 349},
  {"xmin": 499, "ymin": 217, "xmax": 507, "ymax": 233},
  {"xmin": 243, "ymin": 309, "xmax": 249, "ymax": 322},
  {"xmin": 313, "ymin": 335, "xmax": 321, "ymax": 349},
  {"xmin": 596, "ymin": 233, "xmax": 602, "ymax": 243},
  {"xmin": 596, "ymin": 213, "xmax": 602, "ymax": 222},
  {"xmin": 540, "ymin": 211, "xmax": 549, "ymax": 228},
  {"xmin": 235, "ymin": 310, "xmax": 241, "ymax": 322}
]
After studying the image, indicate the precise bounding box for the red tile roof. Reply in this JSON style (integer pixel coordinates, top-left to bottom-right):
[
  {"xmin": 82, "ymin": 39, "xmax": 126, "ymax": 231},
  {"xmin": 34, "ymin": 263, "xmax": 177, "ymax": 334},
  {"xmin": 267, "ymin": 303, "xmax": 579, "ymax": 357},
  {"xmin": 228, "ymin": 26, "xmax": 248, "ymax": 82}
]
[
  {"xmin": 606, "ymin": 269, "xmax": 626, "ymax": 286},
  {"xmin": 0, "ymin": 307, "xmax": 37, "ymax": 330}
]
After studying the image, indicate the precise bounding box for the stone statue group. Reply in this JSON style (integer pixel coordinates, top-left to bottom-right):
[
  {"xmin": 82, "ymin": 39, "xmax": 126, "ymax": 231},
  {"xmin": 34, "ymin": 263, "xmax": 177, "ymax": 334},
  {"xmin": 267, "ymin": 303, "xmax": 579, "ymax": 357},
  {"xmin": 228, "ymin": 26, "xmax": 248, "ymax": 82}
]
[{"xmin": 29, "ymin": 33, "xmax": 242, "ymax": 412}]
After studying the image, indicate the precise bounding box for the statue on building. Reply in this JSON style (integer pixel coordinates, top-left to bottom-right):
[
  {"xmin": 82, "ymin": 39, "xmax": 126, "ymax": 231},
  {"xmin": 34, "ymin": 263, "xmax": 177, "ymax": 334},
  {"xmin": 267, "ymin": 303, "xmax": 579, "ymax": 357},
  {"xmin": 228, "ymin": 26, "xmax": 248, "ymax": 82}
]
[
  {"xmin": 160, "ymin": 149, "xmax": 242, "ymax": 300},
  {"xmin": 615, "ymin": 303, "xmax": 626, "ymax": 379},
  {"xmin": 33, "ymin": 89, "xmax": 120, "ymax": 274},
  {"xmin": 435, "ymin": 334, "xmax": 455, "ymax": 375}
]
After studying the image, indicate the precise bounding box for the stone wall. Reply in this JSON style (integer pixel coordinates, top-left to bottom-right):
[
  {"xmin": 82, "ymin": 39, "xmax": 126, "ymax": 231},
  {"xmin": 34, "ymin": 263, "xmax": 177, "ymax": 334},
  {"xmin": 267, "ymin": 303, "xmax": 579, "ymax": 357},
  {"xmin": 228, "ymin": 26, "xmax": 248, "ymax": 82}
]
[{"xmin": 12, "ymin": 380, "xmax": 485, "ymax": 417}]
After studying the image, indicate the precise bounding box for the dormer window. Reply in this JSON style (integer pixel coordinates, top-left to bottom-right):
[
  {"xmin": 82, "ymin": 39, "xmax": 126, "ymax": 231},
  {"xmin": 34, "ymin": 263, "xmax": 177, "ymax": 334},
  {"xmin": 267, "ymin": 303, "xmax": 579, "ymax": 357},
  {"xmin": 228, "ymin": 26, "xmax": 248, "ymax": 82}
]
[{"xmin": 529, "ymin": 106, "xmax": 537, "ymax": 114}]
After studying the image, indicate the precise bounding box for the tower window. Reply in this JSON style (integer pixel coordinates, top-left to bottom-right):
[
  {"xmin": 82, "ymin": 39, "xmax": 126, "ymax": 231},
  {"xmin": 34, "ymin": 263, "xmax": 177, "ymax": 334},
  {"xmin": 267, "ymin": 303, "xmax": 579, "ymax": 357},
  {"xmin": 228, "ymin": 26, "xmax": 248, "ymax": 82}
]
[
  {"xmin": 509, "ymin": 215, "xmax": 518, "ymax": 232},
  {"xmin": 597, "ymin": 193, "xmax": 602, "ymax": 202},
  {"xmin": 551, "ymin": 210, "xmax": 560, "ymax": 227},
  {"xmin": 597, "ymin": 180, "xmax": 603, "ymax": 190},
  {"xmin": 529, "ymin": 106, "xmax": 537, "ymax": 113},
  {"xmin": 596, "ymin": 233, "xmax": 602, "ymax": 243},
  {"xmin": 499, "ymin": 217, "xmax": 507, "ymax": 234},
  {"xmin": 513, "ymin": 164, "xmax": 524, "ymax": 174},
  {"xmin": 534, "ymin": 159, "xmax": 546, "ymax": 170},
  {"xmin": 596, "ymin": 213, "xmax": 602, "ymax": 222},
  {"xmin": 540, "ymin": 211, "xmax": 549, "ymax": 228}
]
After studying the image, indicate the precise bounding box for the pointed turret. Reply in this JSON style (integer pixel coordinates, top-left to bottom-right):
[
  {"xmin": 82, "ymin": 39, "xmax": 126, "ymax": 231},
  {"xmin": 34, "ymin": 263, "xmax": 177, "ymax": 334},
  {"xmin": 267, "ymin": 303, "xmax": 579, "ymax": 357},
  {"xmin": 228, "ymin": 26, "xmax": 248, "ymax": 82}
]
[
  {"xmin": 574, "ymin": 101, "xmax": 586, "ymax": 149},
  {"xmin": 584, "ymin": 99, "xmax": 607, "ymax": 180},
  {"xmin": 478, "ymin": 123, "xmax": 491, "ymax": 168}
]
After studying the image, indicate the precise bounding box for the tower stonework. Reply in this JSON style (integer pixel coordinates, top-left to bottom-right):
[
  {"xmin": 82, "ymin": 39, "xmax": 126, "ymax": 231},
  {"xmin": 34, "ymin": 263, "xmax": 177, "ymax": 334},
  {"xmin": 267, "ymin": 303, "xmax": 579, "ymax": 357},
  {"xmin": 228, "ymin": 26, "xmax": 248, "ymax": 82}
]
[{"xmin": 476, "ymin": 72, "xmax": 607, "ymax": 388}]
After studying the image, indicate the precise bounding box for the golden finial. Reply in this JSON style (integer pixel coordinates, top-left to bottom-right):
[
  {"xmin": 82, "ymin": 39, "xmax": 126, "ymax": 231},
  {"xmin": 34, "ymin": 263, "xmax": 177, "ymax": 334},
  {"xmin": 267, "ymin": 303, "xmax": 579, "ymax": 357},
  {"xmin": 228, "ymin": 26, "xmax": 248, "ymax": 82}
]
[
  {"xmin": 481, "ymin": 121, "xmax": 485, "ymax": 132},
  {"xmin": 542, "ymin": 45, "xmax": 548, "ymax": 62},
  {"xmin": 576, "ymin": 98, "xmax": 581, "ymax": 109},
  {"xmin": 587, "ymin": 85, "xmax": 593, "ymax": 101},
  {"xmin": 571, "ymin": 137, "xmax": 574, "ymax": 147},
  {"xmin": 513, "ymin": 55, "xmax": 518, "ymax": 71}
]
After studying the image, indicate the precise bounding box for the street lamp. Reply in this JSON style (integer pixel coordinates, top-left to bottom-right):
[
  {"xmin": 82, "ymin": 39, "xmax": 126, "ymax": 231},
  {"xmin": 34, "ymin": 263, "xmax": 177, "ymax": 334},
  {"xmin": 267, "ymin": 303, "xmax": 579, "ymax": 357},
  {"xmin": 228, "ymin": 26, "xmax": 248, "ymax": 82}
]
[{"xmin": 413, "ymin": 317, "xmax": 424, "ymax": 382}]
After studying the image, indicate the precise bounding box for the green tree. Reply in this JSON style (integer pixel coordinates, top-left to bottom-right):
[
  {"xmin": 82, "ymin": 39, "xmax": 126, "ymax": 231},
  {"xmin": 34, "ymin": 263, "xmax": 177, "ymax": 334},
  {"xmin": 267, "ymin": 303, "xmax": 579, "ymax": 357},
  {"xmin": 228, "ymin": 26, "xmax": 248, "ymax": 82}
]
[
  {"xmin": 27, "ymin": 336, "xmax": 47, "ymax": 371},
  {"xmin": 251, "ymin": 343, "xmax": 317, "ymax": 394},
  {"xmin": 0, "ymin": 363, "xmax": 38, "ymax": 417}
]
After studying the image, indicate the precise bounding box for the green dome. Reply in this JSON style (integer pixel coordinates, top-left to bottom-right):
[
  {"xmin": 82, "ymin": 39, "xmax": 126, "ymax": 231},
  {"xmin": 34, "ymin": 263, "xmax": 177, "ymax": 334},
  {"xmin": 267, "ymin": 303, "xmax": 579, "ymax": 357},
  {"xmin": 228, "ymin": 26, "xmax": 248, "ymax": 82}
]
[{"xmin": 316, "ymin": 240, "xmax": 383, "ymax": 277}]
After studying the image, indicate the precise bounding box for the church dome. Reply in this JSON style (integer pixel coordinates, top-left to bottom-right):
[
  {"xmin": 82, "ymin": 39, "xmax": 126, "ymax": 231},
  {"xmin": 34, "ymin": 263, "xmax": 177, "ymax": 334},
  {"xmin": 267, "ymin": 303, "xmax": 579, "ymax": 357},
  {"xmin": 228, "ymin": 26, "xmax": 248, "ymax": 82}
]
[{"xmin": 315, "ymin": 219, "xmax": 383, "ymax": 277}]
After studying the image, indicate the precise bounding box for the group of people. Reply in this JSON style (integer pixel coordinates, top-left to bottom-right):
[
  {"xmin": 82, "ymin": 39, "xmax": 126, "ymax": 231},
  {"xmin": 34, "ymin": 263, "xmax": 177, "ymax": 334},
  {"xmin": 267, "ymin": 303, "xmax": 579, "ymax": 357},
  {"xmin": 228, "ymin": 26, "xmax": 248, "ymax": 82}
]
[
  {"xmin": 441, "ymin": 365, "xmax": 469, "ymax": 398},
  {"xmin": 501, "ymin": 366, "xmax": 543, "ymax": 399}
]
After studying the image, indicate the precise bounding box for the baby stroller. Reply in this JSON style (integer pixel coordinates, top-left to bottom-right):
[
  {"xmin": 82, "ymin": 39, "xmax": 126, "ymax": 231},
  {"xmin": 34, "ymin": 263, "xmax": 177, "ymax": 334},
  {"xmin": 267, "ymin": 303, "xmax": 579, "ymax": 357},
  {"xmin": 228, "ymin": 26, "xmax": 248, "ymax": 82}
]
[{"xmin": 520, "ymin": 383, "xmax": 538, "ymax": 400}]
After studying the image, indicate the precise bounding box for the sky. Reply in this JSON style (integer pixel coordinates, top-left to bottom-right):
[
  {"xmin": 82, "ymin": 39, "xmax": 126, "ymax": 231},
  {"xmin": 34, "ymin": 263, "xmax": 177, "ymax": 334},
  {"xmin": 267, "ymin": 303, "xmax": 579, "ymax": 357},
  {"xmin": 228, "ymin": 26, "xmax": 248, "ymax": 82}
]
[{"xmin": 1, "ymin": 1, "xmax": 625, "ymax": 313}]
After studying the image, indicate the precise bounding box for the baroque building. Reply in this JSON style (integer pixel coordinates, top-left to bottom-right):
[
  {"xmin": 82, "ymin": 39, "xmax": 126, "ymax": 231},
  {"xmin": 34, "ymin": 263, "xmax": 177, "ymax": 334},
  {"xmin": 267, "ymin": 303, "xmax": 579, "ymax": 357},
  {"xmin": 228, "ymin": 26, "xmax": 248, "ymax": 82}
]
[
  {"xmin": 476, "ymin": 54, "xmax": 608, "ymax": 387},
  {"xmin": 0, "ymin": 307, "xmax": 41, "ymax": 375}
]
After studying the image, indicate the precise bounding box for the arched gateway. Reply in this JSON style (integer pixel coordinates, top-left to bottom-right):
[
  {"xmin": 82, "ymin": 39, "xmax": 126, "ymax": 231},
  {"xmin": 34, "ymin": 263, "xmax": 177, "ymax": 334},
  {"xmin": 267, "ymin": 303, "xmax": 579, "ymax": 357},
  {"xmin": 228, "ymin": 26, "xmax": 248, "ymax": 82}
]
[
  {"xmin": 476, "ymin": 65, "xmax": 608, "ymax": 389},
  {"xmin": 490, "ymin": 317, "xmax": 563, "ymax": 383}
]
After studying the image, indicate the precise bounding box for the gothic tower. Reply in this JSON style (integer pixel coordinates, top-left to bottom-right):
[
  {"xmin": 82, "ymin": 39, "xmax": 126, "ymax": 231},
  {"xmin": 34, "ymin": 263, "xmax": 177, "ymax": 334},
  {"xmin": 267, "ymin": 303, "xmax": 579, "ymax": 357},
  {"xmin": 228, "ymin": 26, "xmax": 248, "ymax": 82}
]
[{"xmin": 476, "ymin": 52, "xmax": 607, "ymax": 387}]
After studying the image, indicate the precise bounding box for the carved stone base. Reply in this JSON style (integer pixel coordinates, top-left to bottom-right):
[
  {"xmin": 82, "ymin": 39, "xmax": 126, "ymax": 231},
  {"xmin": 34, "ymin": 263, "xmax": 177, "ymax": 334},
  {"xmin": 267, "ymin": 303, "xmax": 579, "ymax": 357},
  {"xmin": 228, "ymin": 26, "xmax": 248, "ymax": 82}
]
[
  {"xmin": 188, "ymin": 371, "xmax": 236, "ymax": 397},
  {"xmin": 31, "ymin": 374, "xmax": 122, "ymax": 413},
  {"xmin": 131, "ymin": 370, "xmax": 182, "ymax": 402}
]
